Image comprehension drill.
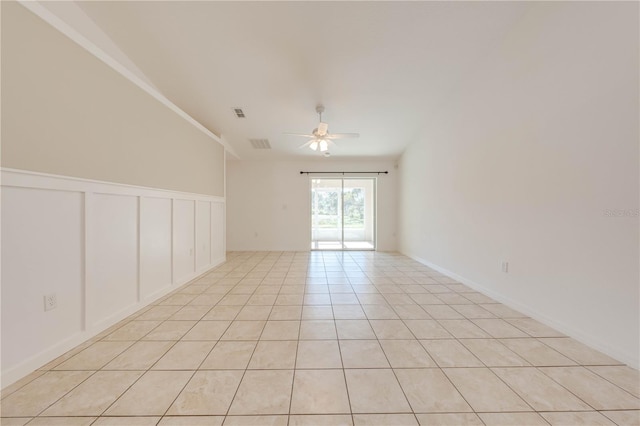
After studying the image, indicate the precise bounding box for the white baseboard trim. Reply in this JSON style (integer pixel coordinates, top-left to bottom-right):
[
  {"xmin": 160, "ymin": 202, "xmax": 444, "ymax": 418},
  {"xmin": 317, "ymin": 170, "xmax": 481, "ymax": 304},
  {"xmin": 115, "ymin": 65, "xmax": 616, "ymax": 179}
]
[
  {"xmin": 1, "ymin": 258, "xmax": 226, "ymax": 388},
  {"xmin": 404, "ymin": 252, "xmax": 639, "ymax": 369}
]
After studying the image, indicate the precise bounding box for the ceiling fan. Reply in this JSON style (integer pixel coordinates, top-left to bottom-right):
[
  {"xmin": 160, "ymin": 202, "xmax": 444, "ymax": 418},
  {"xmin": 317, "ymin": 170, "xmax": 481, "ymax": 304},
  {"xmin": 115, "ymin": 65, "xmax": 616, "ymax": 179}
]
[{"xmin": 284, "ymin": 105, "xmax": 359, "ymax": 155}]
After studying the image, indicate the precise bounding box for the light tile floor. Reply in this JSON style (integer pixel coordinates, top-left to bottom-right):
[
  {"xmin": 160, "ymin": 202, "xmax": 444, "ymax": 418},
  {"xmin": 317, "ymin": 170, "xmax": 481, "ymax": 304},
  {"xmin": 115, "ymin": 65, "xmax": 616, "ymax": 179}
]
[{"xmin": 2, "ymin": 251, "xmax": 639, "ymax": 426}]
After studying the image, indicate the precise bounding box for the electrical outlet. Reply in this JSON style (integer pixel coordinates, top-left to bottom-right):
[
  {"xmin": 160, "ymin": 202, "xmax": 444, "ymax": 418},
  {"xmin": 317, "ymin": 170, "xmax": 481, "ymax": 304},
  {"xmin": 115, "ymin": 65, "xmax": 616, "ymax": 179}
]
[
  {"xmin": 501, "ymin": 261, "xmax": 509, "ymax": 273},
  {"xmin": 44, "ymin": 293, "xmax": 57, "ymax": 311}
]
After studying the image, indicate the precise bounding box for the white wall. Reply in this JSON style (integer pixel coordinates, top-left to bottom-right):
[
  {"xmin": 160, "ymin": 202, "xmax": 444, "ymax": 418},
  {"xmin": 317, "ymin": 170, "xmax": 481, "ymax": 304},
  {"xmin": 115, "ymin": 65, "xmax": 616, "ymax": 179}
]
[
  {"xmin": 398, "ymin": 2, "xmax": 639, "ymax": 367},
  {"xmin": 226, "ymin": 159, "xmax": 397, "ymax": 252},
  {"xmin": 1, "ymin": 170, "xmax": 226, "ymax": 387}
]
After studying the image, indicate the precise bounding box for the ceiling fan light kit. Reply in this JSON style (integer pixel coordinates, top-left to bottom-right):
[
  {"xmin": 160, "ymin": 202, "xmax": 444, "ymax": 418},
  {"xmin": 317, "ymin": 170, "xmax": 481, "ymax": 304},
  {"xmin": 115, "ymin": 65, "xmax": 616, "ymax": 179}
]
[{"xmin": 284, "ymin": 104, "xmax": 359, "ymax": 155}]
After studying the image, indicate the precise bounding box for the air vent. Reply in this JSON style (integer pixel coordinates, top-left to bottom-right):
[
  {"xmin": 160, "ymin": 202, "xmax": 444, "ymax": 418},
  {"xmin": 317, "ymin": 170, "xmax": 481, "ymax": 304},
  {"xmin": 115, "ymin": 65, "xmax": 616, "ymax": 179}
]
[
  {"xmin": 249, "ymin": 138, "xmax": 271, "ymax": 149},
  {"xmin": 233, "ymin": 108, "xmax": 246, "ymax": 118}
]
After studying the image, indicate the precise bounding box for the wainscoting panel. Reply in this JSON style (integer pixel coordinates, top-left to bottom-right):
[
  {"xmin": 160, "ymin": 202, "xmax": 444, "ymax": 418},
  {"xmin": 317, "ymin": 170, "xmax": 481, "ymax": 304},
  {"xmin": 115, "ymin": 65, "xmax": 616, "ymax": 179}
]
[
  {"xmin": 1, "ymin": 186, "xmax": 84, "ymax": 373},
  {"xmin": 140, "ymin": 197, "xmax": 173, "ymax": 302},
  {"xmin": 0, "ymin": 168, "xmax": 226, "ymax": 387},
  {"xmin": 173, "ymin": 199, "xmax": 196, "ymax": 283},
  {"xmin": 196, "ymin": 200, "xmax": 211, "ymax": 273},
  {"xmin": 88, "ymin": 193, "xmax": 138, "ymax": 328},
  {"xmin": 211, "ymin": 201, "xmax": 225, "ymax": 264}
]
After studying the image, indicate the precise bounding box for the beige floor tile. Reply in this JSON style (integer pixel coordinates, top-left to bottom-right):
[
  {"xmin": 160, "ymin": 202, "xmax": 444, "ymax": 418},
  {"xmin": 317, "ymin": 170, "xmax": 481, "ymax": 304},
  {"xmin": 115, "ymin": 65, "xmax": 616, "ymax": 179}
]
[
  {"xmin": 102, "ymin": 321, "xmax": 162, "ymax": 341},
  {"xmin": 291, "ymin": 370, "xmax": 351, "ymax": 414},
  {"xmin": 219, "ymin": 295, "xmax": 251, "ymax": 305},
  {"xmin": 0, "ymin": 371, "xmax": 92, "ymax": 416},
  {"xmin": 379, "ymin": 340, "xmax": 436, "ymax": 368},
  {"xmin": 332, "ymin": 305, "xmax": 367, "ymax": 320},
  {"xmin": 228, "ymin": 370, "xmax": 293, "ymax": 415},
  {"xmin": 54, "ymin": 341, "xmax": 133, "ymax": 370},
  {"xmin": 24, "ymin": 418, "xmax": 96, "ymax": 425},
  {"xmin": 345, "ymin": 369, "xmax": 411, "ymax": 413},
  {"xmin": 541, "ymin": 411, "xmax": 616, "ymax": 426},
  {"xmin": 395, "ymin": 369, "xmax": 472, "ymax": 413},
  {"xmin": 304, "ymin": 294, "xmax": 332, "ymax": 305},
  {"xmin": 420, "ymin": 305, "xmax": 463, "ymax": 320},
  {"xmin": 438, "ymin": 320, "xmax": 491, "ymax": 338},
  {"xmin": 203, "ymin": 306, "xmax": 242, "ymax": 320},
  {"xmin": 507, "ymin": 318, "xmax": 565, "ymax": 337},
  {"xmin": 236, "ymin": 306, "xmax": 273, "ymax": 320},
  {"xmin": 42, "ymin": 371, "xmax": 143, "ymax": 416},
  {"xmin": 248, "ymin": 340, "xmax": 297, "ymax": 369},
  {"xmin": 222, "ymin": 415, "xmax": 288, "ymax": 425},
  {"xmin": 170, "ymin": 305, "xmax": 213, "ymax": 320},
  {"xmin": 340, "ymin": 340, "xmax": 390, "ymax": 368},
  {"xmin": 369, "ymin": 320, "xmax": 415, "ymax": 339},
  {"xmin": 479, "ymin": 303, "xmax": 528, "ymax": 318},
  {"xmin": 182, "ymin": 321, "xmax": 231, "ymax": 341},
  {"xmin": 471, "ymin": 318, "xmax": 529, "ymax": 338},
  {"xmin": 221, "ymin": 321, "xmax": 266, "ymax": 340},
  {"xmin": 260, "ymin": 321, "xmax": 300, "ymax": 340},
  {"xmin": 104, "ymin": 341, "xmax": 174, "ymax": 370},
  {"xmin": 93, "ymin": 416, "xmax": 161, "ymax": 425},
  {"xmin": 410, "ymin": 294, "xmax": 444, "ymax": 305},
  {"xmin": 450, "ymin": 304, "xmax": 496, "ymax": 319},
  {"xmin": 404, "ymin": 321, "xmax": 452, "ymax": 339},
  {"xmin": 200, "ymin": 341, "xmax": 256, "ymax": 369},
  {"xmin": 335, "ymin": 320, "xmax": 376, "ymax": 339},
  {"xmin": 269, "ymin": 305, "xmax": 302, "ymax": 320},
  {"xmin": 159, "ymin": 416, "xmax": 224, "ymax": 425},
  {"xmin": 142, "ymin": 321, "xmax": 196, "ymax": 340},
  {"xmin": 353, "ymin": 414, "xmax": 418, "ymax": 425},
  {"xmin": 415, "ymin": 413, "xmax": 483, "ymax": 425},
  {"xmin": 443, "ymin": 368, "xmax": 532, "ymax": 412},
  {"xmin": 460, "ymin": 339, "xmax": 530, "ymax": 366},
  {"xmin": 152, "ymin": 341, "xmax": 215, "ymax": 369},
  {"xmin": 0, "ymin": 418, "xmax": 31, "ymax": 426},
  {"xmin": 420, "ymin": 340, "xmax": 483, "ymax": 367},
  {"xmin": 105, "ymin": 371, "xmax": 192, "ymax": 416},
  {"xmin": 383, "ymin": 294, "xmax": 416, "ymax": 305},
  {"xmin": 331, "ymin": 294, "xmax": 360, "ymax": 304},
  {"xmin": 300, "ymin": 320, "xmax": 337, "ymax": 339},
  {"xmin": 302, "ymin": 306, "xmax": 334, "ymax": 320},
  {"xmin": 392, "ymin": 305, "xmax": 431, "ymax": 320},
  {"xmin": 493, "ymin": 367, "xmax": 592, "ymax": 411},
  {"xmin": 296, "ymin": 340, "xmax": 343, "ymax": 369},
  {"xmin": 499, "ymin": 338, "xmax": 576, "ymax": 366},
  {"xmin": 601, "ymin": 410, "xmax": 640, "ymax": 425},
  {"xmin": 361, "ymin": 305, "xmax": 399, "ymax": 319},
  {"xmin": 160, "ymin": 294, "xmax": 196, "ymax": 306},
  {"xmin": 166, "ymin": 371, "xmax": 243, "ymax": 415},
  {"xmin": 478, "ymin": 412, "xmax": 549, "ymax": 425},
  {"xmin": 289, "ymin": 414, "xmax": 353, "ymax": 426},
  {"xmin": 435, "ymin": 294, "xmax": 473, "ymax": 305},
  {"xmin": 0, "ymin": 370, "xmax": 45, "ymax": 400},
  {"xmin": 136, "ymin": 305, "xmax": 183, "ymax": 320},
  {"xmin": 540, "ymin": 367, "xmax": 640, "ymax": 410},
  {"xmin": 588, "ymin": 366, "xmax": 640, "ymax": 397},
  {"xmin": 539, "ymin": 338, "xmax": 623, "ymax": 365}
]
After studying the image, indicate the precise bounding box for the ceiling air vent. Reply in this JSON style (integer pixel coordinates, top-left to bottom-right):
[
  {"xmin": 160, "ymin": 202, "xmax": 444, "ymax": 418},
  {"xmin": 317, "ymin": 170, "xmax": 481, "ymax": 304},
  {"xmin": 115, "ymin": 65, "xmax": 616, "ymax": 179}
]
[
  {"xmin": 233, "ymin": 108, "xmax": 246, "ymax": 118},
  {"xmin": 249, "ymin": 138, "xmax": 271, "ymax": 149}
]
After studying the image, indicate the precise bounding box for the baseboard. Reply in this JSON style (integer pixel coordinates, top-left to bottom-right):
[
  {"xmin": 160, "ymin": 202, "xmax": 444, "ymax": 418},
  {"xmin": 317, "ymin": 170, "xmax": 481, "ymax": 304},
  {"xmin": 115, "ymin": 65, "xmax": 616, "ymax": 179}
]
[{"xmin": 404, "ymin": 252, "xmax": 639, "ymax": 369}]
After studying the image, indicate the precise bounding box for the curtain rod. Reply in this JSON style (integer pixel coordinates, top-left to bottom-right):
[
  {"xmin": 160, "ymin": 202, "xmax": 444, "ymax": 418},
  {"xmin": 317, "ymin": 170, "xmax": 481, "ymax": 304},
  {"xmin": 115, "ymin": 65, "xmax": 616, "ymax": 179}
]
[{"xmin": 300, "ymin": 171, "xmax": 388, "ymax": 175}]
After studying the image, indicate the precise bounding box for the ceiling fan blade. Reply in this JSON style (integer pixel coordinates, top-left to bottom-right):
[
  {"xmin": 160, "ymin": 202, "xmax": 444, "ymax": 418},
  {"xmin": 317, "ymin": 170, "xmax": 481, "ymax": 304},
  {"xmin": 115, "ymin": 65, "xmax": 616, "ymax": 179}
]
[
  {"xmin": 298, "ymin": 140, "xmax": 316, "ymax": 149},
  {"xmin": 284, "ymin": 133, "xmax": 315, "ymax": 138},
  {"xmin": 317, "ymin": 122, "xmax": 329, "ymax": 137},
  {"xmin": 326, "ymin": 133, "xmax": 359, "ymax": 139}
]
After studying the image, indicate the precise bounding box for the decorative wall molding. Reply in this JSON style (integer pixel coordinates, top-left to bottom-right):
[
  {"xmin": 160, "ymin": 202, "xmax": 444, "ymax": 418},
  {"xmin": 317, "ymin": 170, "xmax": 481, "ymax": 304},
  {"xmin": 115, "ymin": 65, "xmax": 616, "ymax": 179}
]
[{"xmin": 1, "ymin": 168, "xmax": 226, "ymax": 387}]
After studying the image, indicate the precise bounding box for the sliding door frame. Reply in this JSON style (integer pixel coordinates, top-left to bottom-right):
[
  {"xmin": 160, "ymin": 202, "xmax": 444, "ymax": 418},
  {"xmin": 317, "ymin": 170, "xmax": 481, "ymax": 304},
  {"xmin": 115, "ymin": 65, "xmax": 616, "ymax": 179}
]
[{"xmin": 309, "ymin": 177, "xmax": 377, "ymax": 251}]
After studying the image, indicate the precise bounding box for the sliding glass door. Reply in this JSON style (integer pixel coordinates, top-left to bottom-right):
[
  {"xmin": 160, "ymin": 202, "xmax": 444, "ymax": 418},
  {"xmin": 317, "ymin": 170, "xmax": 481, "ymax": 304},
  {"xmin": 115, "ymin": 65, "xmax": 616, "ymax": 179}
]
[{"xmin": 311, "ymin": 178, "xmax": 375, "ymax": 250}]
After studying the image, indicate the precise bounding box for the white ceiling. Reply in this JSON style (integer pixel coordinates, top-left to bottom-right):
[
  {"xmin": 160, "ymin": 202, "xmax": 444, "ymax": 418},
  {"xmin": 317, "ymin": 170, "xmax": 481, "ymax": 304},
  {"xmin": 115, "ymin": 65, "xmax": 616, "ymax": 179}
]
[{"xmin": 74, "ymin": 1, "xmax": 531, "ymax": 160}]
